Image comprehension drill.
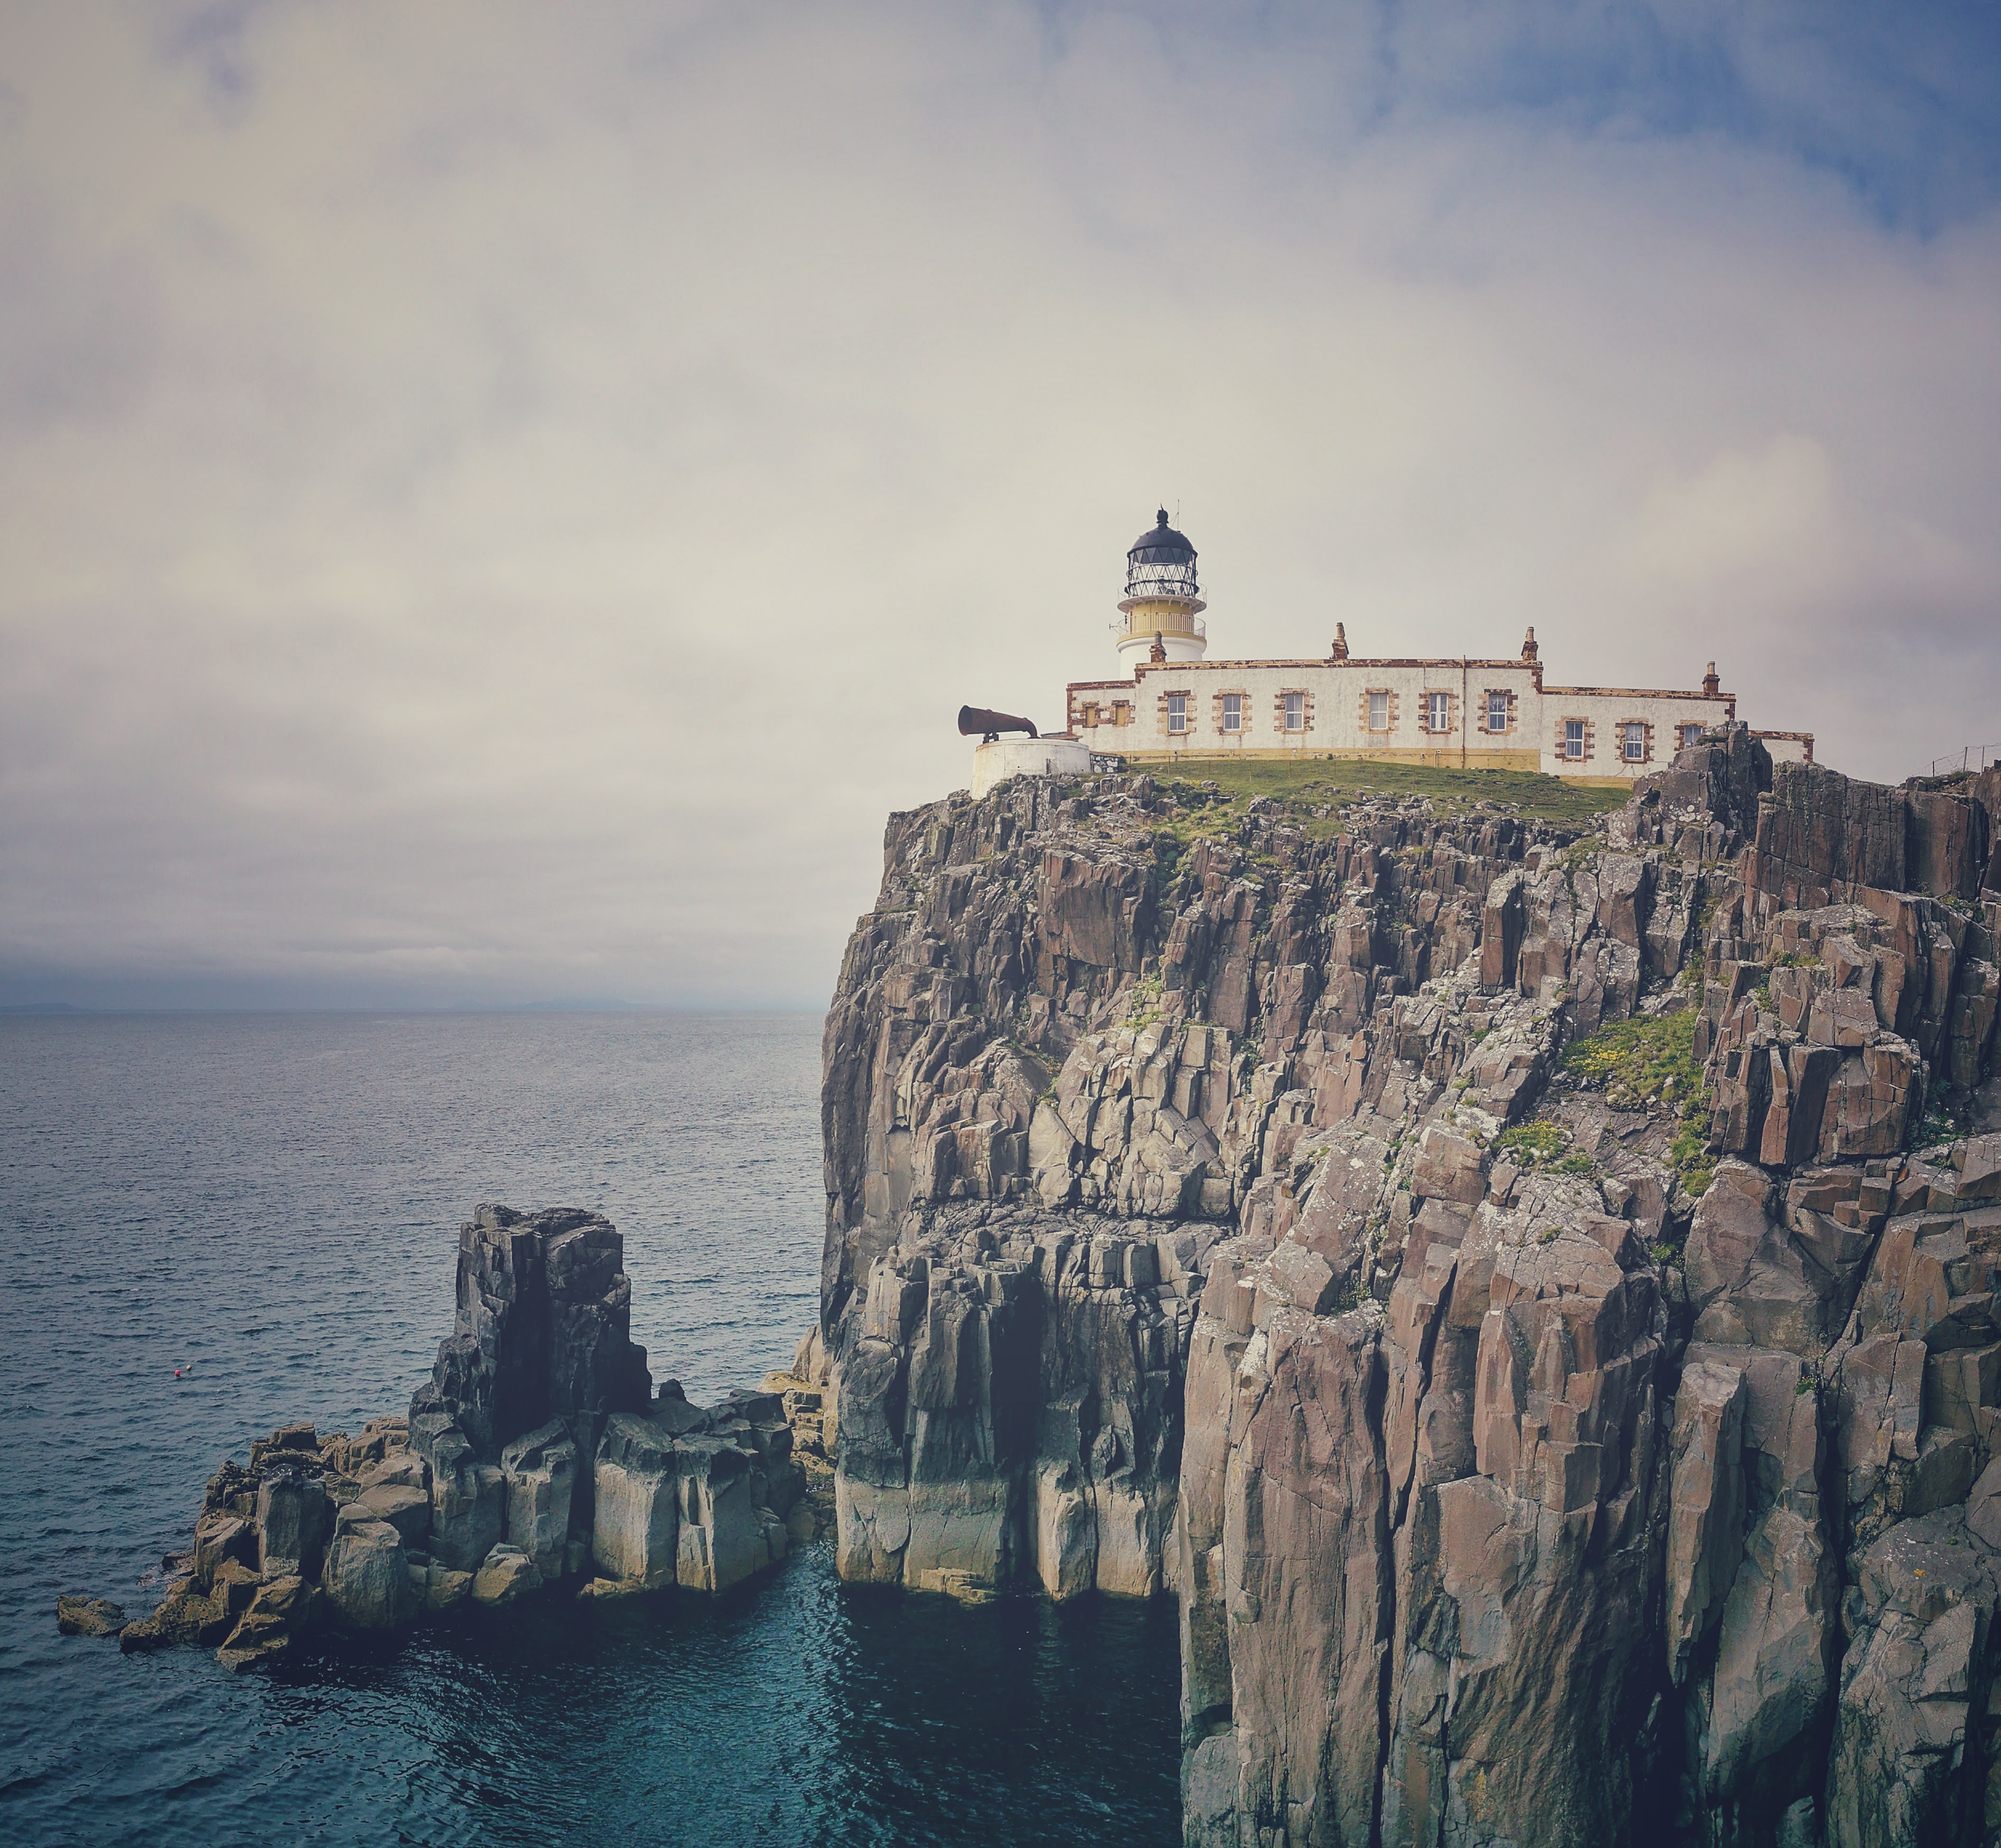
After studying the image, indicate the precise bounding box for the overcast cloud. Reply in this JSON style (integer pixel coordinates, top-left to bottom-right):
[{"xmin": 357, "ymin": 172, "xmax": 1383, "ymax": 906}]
[{"xmin": 3, "ymin": 1, "xmax": 1998, "ymax": 1009}]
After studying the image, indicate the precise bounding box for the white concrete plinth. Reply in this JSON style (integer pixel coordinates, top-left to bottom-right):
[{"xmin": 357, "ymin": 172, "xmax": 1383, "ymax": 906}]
[{"xmin": 970, "ymin": 735, "xmax": 1093, "ymax": 798}]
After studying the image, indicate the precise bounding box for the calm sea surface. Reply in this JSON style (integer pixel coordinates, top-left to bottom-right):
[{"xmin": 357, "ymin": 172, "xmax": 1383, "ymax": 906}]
[{"xmin": 0, "ymin": 1013, "xmax": 1178, "ymax": 1846}]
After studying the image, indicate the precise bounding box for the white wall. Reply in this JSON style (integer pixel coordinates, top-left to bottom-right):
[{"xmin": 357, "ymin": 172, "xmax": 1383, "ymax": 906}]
[
  {"xmin": 1066, "ymin": 658, "xmax": 1750, "ymax": 780},
  {"xmin": 969, "ymin": 735, "xmax": 1093, "ymax": 797},
  {"xmin": 1536, "ymin": 687, "xmax": 1739, "ymax": 777}
]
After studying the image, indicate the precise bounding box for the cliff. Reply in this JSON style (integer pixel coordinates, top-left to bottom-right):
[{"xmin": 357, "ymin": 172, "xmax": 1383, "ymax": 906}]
[{"xmin": 817, "ymin": 738, "xmax": 2001, "ymax": 1847}]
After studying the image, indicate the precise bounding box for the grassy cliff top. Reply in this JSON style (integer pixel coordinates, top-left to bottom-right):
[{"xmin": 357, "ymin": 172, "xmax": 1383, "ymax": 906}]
[{"xmin": 1144, "ymin": 755, "xmax": 1632, "ymax": 827}]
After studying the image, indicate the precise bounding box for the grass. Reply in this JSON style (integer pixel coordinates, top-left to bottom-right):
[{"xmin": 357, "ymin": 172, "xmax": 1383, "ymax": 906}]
[
  {"xmin": 1561, "ymin": 1009, "xmax": 1715, "ymax": 1196},
  {"xmin": 1139, "ymin": 755, "xmax": 1632, "ymax": 832},
  {"xmin": 1497, "ymin": 1120, "xmax": 1567, "ymax": 1165}
]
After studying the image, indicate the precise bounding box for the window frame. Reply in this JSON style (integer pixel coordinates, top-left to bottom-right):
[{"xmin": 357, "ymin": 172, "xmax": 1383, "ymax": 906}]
[
  {"xmin": 1564, "ymin": 718, "xmax": 1587, "ymax": 762},
  {"xmin": 1426, "ymin": 690, "xmax": 1451, "ymax": 733},
  {"xmin": 1485, "ymin": 690, "xmax": 1510, "ymax": 733},
  {"xmin": 1221, "ymin": 692, "xmax": 1244, "ymax": 733},
  {"xmin": 1166, "ymin": 692, "xmax": 1189, "ymax": 735},
  {"xmin": 1282, "ymin": 690, "xmax": 1306, "ymax": 733},
  {"xmin": 1367, "ymin": 690, "xmax": 1390, "ymax": 733}
]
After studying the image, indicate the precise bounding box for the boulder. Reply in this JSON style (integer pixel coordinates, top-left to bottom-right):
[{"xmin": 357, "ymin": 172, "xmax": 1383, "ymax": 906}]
[
  {"xmin": 353, "ymin": 1482, "xmax": 430, "ymax": 1552},
  {"xmin": 323, "ymin": 1518, "xmax": 420, "ymax": 1630},
  {"xmin": 470, "ymin": 1543, "xmax": 542, "ymax": 1608},
  {"xmin": 55, "ymin": 1595, "xmax": 126, "ymax": 1638},
  {"xmin": 423, "ymin": 1562, "xmax": 473, "ymax": 1611},
  {"xmin": 1411, "ymin": 1123, "xmax": 1487, "ymax": 1206}
]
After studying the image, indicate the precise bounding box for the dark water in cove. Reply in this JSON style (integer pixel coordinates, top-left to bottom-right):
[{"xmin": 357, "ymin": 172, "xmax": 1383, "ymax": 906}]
[{"xmin": 0, "ymin": 1013, "xmax": 1179, "ymax": 1846}]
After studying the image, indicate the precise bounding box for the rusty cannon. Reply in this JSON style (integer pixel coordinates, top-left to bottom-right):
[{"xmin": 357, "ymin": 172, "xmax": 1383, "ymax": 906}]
[{"xmin": 958, "ymin": 705, "xmax": 1038, "ymax": 741}]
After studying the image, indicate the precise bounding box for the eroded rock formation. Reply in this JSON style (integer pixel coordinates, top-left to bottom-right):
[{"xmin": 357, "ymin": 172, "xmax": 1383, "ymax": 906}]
[
  {"xmin": 817, "ymin": 732, "xmax": 2001, "ymax": 1846},
  {"xmin": 77, "ymin": 1204, "xmax": 821, "ymax": 1669}
]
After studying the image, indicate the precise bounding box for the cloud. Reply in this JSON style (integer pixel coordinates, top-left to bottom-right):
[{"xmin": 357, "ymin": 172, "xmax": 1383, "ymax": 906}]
[{"xmin": 1, "ymin": 1, "xmax": 1998, "ymax": 1007}]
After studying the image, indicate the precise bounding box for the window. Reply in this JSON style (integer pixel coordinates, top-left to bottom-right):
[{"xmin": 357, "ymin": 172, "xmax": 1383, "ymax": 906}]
[
  {"xmin": 1080, "ymin": 702, "xmax": 1099, "ymax": 729},
  {"xmin": 1487, "ymin": 691, "xmax": 1509, "ymax": 732},
  {"xmin": 1111, "ymin": 701, "xmax": 1130, "ymax": 726},
  {"xmin": 1623, "ymin": 722, "xmax": 1646, "ymax": 762},
  {"xmin": 1283, "ymin": 691, "xmax": 1306, "ymax": 731},
  {"xmin": 1565, "ymin": 719, "xmax": 1586, "ymax": 760},
  {"xmin": 1222, "ymin": 693, "xmax": 1243, "ymax": 733},
  {"xmin": 1369, "ymin": 691, "xmax": 1390, "ymax": 732},
  {"xmin": 1679, "ymin": 723, "xmax": 1703, "ymax": 751},
  {"xmin": 1167, "ymin": 693, "xmax": 1188, "ymax": 734},
  {"xmin": 1427, "ymin": 691, "xmax": 1450, "ymax": 732}
]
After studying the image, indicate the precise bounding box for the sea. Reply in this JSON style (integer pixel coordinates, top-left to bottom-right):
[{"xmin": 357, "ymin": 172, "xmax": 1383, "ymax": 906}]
[{"xmin": 0, "ymin": 1012, "xmax": 1179, "ymax": 1846}]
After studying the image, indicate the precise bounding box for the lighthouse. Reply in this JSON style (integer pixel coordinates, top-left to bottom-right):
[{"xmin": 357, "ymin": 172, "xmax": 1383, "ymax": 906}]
[{"xmin": 1114, "ymin": 509, "xmax": 1207, "ymax": 671}]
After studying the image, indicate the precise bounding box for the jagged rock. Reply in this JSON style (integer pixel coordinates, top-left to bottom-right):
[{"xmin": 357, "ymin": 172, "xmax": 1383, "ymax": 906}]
[
  {"xmin": 1684, "ymin": 1160, "xmax": 1864, "ymax": 1355},
  {"xmin": 416, "ymin": 1203, "xmax": 650, "ymax": 1462},
  {"xmin": 500, "ymin": 1419, "xmax": 576, "ymax": 1578},
  {"xmin": 592, "ymin": 1412, "xmax": 680, "ymax": 1585},
  {"xmin": 255, "ymin": 1468, "xmax": 331, "ymax": 1581},
  {"xmin": 193, "ymin": 1508, "xmax": 256, "ymax": 1586},
  {"xmin": 1410, "ymin": 1121, "xmax": 1487, "ymax": 1205},
  {"xmin": 1827, "ymin": 1506, "xmax": 2000, "ymax": 1847},
  {"xmin": 1666, "ymin": 1357, "xmax": 1749, "ymax": 1685},
  {"xmin": 675, "ymin": 1436, "xmax": 781, "ymax": 1593},
  {"xmin": 56, "ymin": 1595, "xmax": 126, "ymax": 1637},
  {"xmin": 427, "ymin": 1453, "xmax": 504, "ymax": 1573},
  {"xmin": 215, "ymin": 1573, "xmax": 316, "ymax": 1671},
  {"xmin": 1221, "ymin": 1302, "xmax": 1388, "ymax": 1846},
  {"xmin": 323, "ymin": 1518, "xmax": 420, "ymax": 1630},
  {"xmin": 118, "ymin": 1577, "xmax": 234, "ymax": 1652}
]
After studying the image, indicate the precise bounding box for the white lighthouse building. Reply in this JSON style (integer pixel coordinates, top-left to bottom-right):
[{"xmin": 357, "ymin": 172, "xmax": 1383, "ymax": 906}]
[{"xmin": 964, "ymin": 508, "xmax": 1814, "ymax": 794}]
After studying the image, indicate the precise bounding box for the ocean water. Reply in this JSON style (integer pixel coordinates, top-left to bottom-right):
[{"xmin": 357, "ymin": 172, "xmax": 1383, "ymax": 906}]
[{"xmin": 0, "ymin": 1013, "xmax": 1179, "ymax": 1846}]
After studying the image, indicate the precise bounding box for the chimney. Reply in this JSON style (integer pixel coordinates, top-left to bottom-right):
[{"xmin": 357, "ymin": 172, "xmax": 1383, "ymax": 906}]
[
  {"xmin": 1521, "ymin": 626, "xmax": 1539, "ymax": 664},
  {"xmin": 1702, "ymin": 661, "xmax": 1720, "ymax": 698},
  {"xmin": 1330, "ymin": 622, "xmax": 1348, "ymax": 661}
]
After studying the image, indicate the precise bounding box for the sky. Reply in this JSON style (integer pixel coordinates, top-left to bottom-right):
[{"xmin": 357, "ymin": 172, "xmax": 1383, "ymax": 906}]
[{"xmin": 3, "ymin": 1, "xmax": 1999, "ymax": 1011}]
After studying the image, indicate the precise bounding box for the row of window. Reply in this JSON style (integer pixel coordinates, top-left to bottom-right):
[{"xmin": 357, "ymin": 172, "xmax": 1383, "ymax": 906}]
[
  {"xmin": 1083, "ymin": 692, "xmax": 1711, "ymax": 760},
  {"xmin": 1557, "ymin": 720, "xmax": 1705, "ymax": 763},
  {"xmin": 1156, "ymin": 687, "xmax": 1504, "ymax": 737}
]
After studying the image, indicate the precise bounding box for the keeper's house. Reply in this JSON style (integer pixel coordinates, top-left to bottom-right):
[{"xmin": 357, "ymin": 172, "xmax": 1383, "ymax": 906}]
[{"xmin": 1064, "ymin": 512, "xmax": 1812, "ymax": 784}]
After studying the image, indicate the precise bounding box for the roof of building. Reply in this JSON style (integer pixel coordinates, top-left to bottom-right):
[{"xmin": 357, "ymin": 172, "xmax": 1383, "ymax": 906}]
[{"xmin": 1129, "ymin": 510, "xmax": 1195, "ymax": 561}]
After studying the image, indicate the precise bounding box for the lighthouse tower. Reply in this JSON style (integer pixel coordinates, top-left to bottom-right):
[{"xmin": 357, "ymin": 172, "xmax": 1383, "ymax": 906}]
[{"xmin": 1114, "ymin": 509, "xmax": 1208, "ymax": 672}]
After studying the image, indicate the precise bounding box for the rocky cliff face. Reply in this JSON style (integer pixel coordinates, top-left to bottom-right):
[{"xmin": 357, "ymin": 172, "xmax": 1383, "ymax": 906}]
[{"xmin": 818, "ymin": 737, "xmax": 2001, "ymax": 1847}]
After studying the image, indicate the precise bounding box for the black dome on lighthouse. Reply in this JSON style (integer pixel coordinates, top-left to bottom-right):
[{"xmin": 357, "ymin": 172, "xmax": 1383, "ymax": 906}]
[
  {"xmin": 1128, "ymin": 508, "xmax": 1195, "ymax": 563},
  {"xmin": 1125, "ymin": 508, "xmax": 1200, "ymax": 600}
]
